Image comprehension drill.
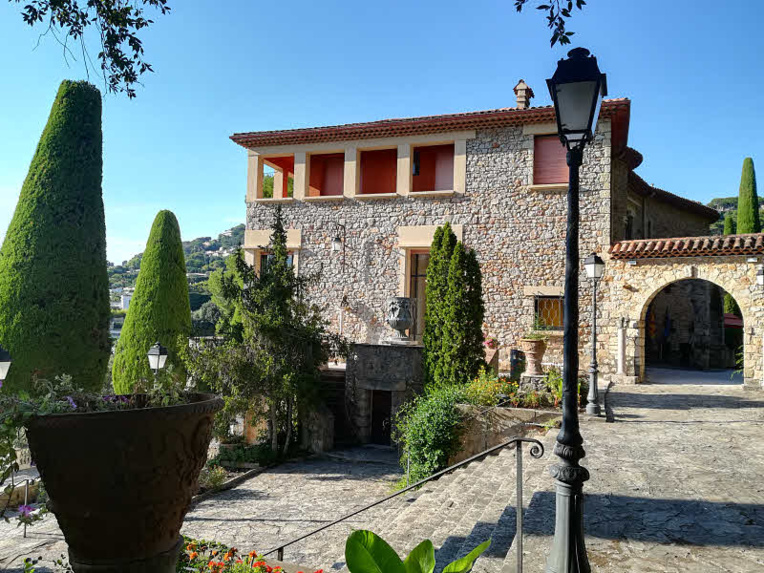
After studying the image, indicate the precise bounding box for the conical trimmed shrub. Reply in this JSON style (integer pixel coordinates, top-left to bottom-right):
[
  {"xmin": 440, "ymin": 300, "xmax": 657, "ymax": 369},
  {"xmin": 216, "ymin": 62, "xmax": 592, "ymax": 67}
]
[
  {"xmin": 0, "ymin": 80, "xmax": 110, "ymax": 394},
  {"xmin": 723, "ymin": 214, "xmax": 736, "ymax": 235},
  {"xmin": 112, "ymin": 210, "xmax": 191, "ymax": 393},
  {"xmin": 736, "ymin": 157, "xmax": 760, "ymax": 234}
]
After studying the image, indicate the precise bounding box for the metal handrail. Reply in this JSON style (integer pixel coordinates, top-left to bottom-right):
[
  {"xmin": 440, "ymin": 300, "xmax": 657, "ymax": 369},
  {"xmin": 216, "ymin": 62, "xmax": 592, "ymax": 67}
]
[{"xmin": 259, "ymin": 436, "xmax": 545, "ymax": 568}]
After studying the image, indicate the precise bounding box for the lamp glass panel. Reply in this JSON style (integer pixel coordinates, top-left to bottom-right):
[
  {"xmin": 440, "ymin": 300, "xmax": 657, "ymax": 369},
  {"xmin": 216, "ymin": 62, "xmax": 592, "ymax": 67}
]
[
  {"xmin": 158, "ymin": 353, "xmax": 169, "ymax": 370},
  {"xmin": 148, "ymin": 353, "xmax": 160, "ymax": 370},
  {"xmin": 554, "ymin": 80, "xmax": 599, "ymax": 135},
  {"xmin": 332, "ymin": 238, "xmax": 342, "ymax": 252},
  {"xmin": 0, "ymin": 361, "xmax": 10, "ymax": 381}
]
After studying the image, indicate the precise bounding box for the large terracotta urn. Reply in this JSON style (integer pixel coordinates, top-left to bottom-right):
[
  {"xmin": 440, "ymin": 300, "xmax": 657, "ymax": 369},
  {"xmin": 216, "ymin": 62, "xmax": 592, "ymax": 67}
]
[
  {"xmin": 519, "ymin": 338, "xmax": 547, "ymax": 376},
  {"xmin": 25, "ymin": 393, "xmax": 222, "ymax": 572}
]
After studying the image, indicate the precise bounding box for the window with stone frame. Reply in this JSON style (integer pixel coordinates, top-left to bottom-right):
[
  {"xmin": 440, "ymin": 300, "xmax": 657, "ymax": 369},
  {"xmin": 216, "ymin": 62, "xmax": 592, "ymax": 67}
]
[
  {"xmin": 535, "ymin": 296, "xmax": 563, "ymax": 330},
  {"xmin": 259, "ymin": 251, "xmax": 294, "ymax": 272},
  {"xmin": 533, "ymin": 135, "xmax": 568, "ymax": 185}
]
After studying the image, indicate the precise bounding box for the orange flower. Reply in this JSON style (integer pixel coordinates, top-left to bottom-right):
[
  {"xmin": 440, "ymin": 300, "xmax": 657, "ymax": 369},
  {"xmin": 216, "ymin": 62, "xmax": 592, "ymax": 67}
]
[{"xmin": 189, "ymin": 552, "xmax": 199, "ymax": 561}]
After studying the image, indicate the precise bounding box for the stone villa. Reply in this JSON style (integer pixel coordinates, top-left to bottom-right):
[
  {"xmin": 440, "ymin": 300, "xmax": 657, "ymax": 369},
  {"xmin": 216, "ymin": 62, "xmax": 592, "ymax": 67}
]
[{"xmin": 231, "ymin": 81, "xmax": 764, "ymax": 393}]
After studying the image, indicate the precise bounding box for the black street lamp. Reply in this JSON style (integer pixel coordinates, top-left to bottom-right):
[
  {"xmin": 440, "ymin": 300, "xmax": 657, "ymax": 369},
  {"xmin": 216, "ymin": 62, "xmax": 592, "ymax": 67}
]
[
  {"xmin": 584, "ymin": 253, "xmax": 605, "ymax": 416},
  {"xmin": 0, "ymin": 344, "xmax": 12, "ymax": 388},
  {"xmin": 545, "ymin": 47, "xmax": 607, "ymax": 573},
  {"xmin": 147, "ymin": 341, "xmax": 168, "ymax": 380}
]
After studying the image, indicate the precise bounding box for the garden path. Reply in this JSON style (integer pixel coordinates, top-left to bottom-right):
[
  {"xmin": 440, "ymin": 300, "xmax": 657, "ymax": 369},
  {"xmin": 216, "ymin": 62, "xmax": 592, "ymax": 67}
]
[{"xmin": 517, "ymin": 381, "xmax": 764, "ymax": 572}]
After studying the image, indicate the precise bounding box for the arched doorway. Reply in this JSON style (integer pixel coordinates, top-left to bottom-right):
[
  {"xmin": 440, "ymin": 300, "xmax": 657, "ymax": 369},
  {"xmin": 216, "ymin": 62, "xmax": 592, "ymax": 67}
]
[{"xmin": 641, "ymin": 278, "xmax": 743, "ymax": 385}]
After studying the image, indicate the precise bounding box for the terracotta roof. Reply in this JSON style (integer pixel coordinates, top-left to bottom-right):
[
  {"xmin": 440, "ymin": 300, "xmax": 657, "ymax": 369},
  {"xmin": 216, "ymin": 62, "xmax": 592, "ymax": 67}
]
[
  {"xmin": 610, "ymin": 233, "xmax": 764, "ymax": 260},
  {"xmin": 231, "ymin": 98, "xmax": 631, "ymax": 149},
  {"xmin": 628, "ymin": 171, "xmax": 719, "ymax": 221}
]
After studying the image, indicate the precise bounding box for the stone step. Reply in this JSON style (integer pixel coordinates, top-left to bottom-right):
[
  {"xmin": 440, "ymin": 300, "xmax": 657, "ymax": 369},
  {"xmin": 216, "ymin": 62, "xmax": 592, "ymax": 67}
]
[
  {"xmin": 495, "ymin": 432, "xmax": 557, "ymax": 573},
  {"xmin": 373, "ymin": 465, "xmax": 473, "ymax": 538},
  {"xmin": 381, "ymin": 452, "xmax": 505, "ymax": 558},
  {"xmin": 432, "ymin": 449, "xmax": 516, "ymax": 571}
]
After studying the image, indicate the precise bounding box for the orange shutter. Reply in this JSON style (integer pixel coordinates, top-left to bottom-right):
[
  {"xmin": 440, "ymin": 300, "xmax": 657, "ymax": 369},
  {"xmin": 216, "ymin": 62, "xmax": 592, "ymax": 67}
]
[{"xmin": 533, "ymin": 136, "xmax": 568, "ymax": 185}]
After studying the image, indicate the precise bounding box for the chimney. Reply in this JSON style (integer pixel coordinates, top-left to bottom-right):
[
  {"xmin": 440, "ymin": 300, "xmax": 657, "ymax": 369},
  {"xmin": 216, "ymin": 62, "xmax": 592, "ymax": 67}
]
[{"xmin": 513, "ymin": 79, "xmax": 534, "ymax": 110}]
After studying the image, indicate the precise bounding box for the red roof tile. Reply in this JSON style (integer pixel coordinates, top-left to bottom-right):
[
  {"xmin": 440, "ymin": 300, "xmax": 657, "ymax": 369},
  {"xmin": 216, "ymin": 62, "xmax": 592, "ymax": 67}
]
[
  {"xmin": 609, "ymin": 233, "xmax": 764, "ymax": 260},
  {"xmin": 231, "ymin": 98, "xmax": 631, "ymax": 149}
]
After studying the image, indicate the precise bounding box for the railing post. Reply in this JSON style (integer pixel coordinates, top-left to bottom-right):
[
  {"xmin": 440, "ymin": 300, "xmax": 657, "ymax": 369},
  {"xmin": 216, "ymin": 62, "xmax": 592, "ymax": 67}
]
[
  {"xmin": 277, "ymin": 547, "xmax": 284, "ymax": 562},
  {"xmin": 22, "ymin": 479, "xmax": 30, "ymax": 539},
  {"xmin": 516, "ymin": 445, "xmax": 523, "ymax": 573}
]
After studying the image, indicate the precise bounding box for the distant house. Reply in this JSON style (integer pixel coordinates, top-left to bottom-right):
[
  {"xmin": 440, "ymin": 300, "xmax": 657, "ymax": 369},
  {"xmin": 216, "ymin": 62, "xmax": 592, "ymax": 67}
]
[{"xmin": 120, "ymin": 293, "xmax": 132, "ymax": 310}]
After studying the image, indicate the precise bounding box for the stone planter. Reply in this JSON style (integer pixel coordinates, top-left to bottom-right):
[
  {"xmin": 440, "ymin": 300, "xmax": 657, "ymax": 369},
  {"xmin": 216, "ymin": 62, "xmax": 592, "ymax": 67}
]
[
  {"xmin": 386, "ymin": 296, "xmax": 414, "ymax": 343},
  {"xmin": 25, "ymin": 393, "xmax": 222, "ymax": 573},
  {"xmin": 519, "ymin": 338, "xmax": 547, "ymax": 376}
]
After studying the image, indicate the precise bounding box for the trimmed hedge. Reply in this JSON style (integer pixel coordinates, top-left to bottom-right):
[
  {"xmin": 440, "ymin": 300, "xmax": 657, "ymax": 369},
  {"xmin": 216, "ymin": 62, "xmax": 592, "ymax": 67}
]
[
  {"xmin": 112, "ymin": 210, "xmax": 191, "ymax": 393},
  {"xmin": 0, "ymin": 81, "xmax": 110, "ymax": 394}
]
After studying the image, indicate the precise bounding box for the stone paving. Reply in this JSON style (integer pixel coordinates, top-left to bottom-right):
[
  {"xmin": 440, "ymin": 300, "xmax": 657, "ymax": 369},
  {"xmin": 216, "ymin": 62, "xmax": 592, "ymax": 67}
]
[
  {"xmin": 2, "ymin": 380, "xmax": 764, "ymax": 572},
  {"xmin": 520, "ymin": 380, "xmax": 764, "ymax": 572},
  {"xmin": 0, "ymin": 449, "xmax": 407, "ymax": 572}
]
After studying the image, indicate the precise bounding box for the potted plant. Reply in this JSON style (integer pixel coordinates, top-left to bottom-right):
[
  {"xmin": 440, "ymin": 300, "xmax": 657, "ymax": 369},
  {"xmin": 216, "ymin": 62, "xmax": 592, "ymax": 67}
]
[
  {"xmin": 518, "ymin": 316, "xmax": 549, "ymax": 376},
  {"xmin": 1, "ymin": 369, "xmax": 222, "ymax": 573}
]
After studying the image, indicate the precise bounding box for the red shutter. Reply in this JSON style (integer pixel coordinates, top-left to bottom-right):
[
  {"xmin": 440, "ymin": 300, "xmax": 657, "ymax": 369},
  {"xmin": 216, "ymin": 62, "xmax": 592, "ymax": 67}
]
[{"xmin": 533, "ymin": 136, "xmax": 568, "ymax": 185}]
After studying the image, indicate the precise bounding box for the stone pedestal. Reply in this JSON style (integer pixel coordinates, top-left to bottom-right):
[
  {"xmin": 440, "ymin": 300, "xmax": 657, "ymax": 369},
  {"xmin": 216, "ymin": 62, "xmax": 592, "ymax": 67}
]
[
  {"xmin": 345, "ymin": 343, "xmax": 424, "ymax": 444},
  {"xmin": 519, "ymin": 373, "xmax": 547, "ymax": 393}
]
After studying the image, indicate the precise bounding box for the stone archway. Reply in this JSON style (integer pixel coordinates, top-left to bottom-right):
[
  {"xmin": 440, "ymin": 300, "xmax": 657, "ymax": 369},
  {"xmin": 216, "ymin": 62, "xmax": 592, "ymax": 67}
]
[
  {"xmin": 639, "ymin": 278, "xmax": 741, "ymax": 381},
  {"xmin": 604, "ymin": 254, "xmax": 764, "ymax": 390}
]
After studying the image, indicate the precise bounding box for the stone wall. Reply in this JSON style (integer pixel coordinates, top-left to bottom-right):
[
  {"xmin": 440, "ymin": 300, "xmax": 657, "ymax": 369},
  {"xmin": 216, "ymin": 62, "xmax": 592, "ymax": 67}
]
[{"xmin": 246, "ymin": 122, "xmax": 614, "ymax": 371}]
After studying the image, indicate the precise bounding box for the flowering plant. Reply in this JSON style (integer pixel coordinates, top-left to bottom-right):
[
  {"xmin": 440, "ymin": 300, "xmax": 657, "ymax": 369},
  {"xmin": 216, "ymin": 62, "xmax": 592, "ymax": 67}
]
[
  {"xmin": 178, "ymin": 537, "xmax": 323, "ymax": 573},
  {"xmin": 483, "ymin": 336, "xmax": 498, "ymax": 350}
]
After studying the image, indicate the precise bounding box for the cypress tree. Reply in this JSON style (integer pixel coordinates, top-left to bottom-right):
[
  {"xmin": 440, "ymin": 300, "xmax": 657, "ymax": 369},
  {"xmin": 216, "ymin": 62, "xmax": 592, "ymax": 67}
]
[
  {"xmin": 736, "ymin": 157, "xmax": 760, "ymax": 234},
  {"xmin": 723, "ymin": 214, "xmax": 736, "ymax": 235},
  {"xmin": 0, "ymin": 81, "xmax": 110, "ymax": 394},
  {"xmin": 722, "ymin": 214, "xmax": 739, "ymax": 314},
  {"xmin": 464, "ymin": 248, "xmax": 486, "ymax": 376},
  {"xmin": 422, "ymin": 224, "xmax": 457, "ymax": 386},
  {"xmin": 438, "ymin": 242, "xmax": 469, "ymax": 386},
  {"xmin": 112, "ymin": 210, "xmax": 191, "ymax": 393}
]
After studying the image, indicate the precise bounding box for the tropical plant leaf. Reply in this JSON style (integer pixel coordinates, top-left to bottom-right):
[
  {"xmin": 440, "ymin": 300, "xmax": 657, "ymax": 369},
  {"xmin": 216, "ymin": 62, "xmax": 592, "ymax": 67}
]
[
  {"xmin": 346, "ymin": 530, "xmax": 406, "ymax": 573},
  {"xmin": 403, "ymin": 539, "xmax": 436, "ymax": 573},
  {"xmin": 442, "ymin": 540, "xmax": 491, "ymax": 573}
]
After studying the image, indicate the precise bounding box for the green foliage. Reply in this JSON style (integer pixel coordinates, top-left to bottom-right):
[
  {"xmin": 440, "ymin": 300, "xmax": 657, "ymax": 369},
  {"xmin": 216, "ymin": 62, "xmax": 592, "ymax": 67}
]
[
  {"xmin": 185, "ymin": 206, "xmax": 346, "ymax": 454},
  {"xmin": 422, "ymin": 224, "xmax": 486, "ymax": 388},
  {"xmin": 261, "ymin": 174, "xmax": 294, "ymax": 199},
  {"xmin": 464, "ymin": 368, "xmax": 517, "ymax": 407},
  {"xmin": 211, "ymin": 442, "xmax": 278, "ymax": 467},
  {"xmin": 197, "ymin": 464, "xmax": 228, "ymax": 491},
  {"xmin": 0, "ymin": 80, "xmax": 110, "ymax": 394},
  {"xmin": 513, "ymin": 0, "xmax": 586, "ymax": 47},
  {"xmin": 345, "ymin": 530, "xmax": 489, "ymax": 573},
  {"xmin": 191, "ymin": 300, "xmax": 221, "ymax": 337},
  {"xmin": 736, "ymin": 157, "xmax": 760, "ymax": 234},
  {"xmin": 112, "ymin": 210, "xmax": 191, "ymax": 393},
  {"xmin": 724, "ymin": 293, "xmax": 740, "ymax": 316},
  {"xmin": 10, "ymin": 0, "xmax": 171, "ymax": 98},
  {"xmin": 393, "ymin": 385, "xmax": 466, "ymax": 483},
  {"xmin": 723, "ymin": 214, "xmax": 736, "ymax": 235}
]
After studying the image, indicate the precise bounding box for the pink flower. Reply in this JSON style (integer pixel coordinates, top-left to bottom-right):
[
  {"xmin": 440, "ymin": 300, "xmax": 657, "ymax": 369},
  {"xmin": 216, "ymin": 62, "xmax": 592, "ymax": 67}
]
[{"xmin": 18, "ymin": 504, "xmax": 33, "ymax": 517}]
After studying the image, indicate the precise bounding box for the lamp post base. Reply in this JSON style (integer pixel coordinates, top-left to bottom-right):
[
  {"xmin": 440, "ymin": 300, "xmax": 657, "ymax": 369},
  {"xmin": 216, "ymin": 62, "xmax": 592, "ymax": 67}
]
[{"xmin": 545, "ymin": 443, "xmax": 591, "ymax": 573}]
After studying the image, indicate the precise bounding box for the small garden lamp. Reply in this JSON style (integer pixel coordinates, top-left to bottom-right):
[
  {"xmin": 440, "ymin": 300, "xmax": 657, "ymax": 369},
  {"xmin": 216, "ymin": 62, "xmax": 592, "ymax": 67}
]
[
  {"xmin": 545, "ymin": 47, "xmax": 607, "ymax": 573},
  {"xmin": 0, "ymin": 344, "xmax": 12, "ymax": 386},
  {"xmin": 147, "ymin": 341, "xmax": 168, "ymax": 379},
  {"xmin": 584, "ymin": 253, "xmax": 605, "ymax": 418}
]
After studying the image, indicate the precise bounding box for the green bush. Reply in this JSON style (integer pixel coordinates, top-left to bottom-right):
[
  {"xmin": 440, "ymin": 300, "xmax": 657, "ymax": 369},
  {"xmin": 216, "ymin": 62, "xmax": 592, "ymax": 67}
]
[
  {"xmin": 393, "ymin": 384, "xmax": 466, "ymax": 483},
  {"xmin": 112, "ymin": 211, "xmax": 191, "ymax": 393},
  {"xmin": 736, "ymin": 157, "xmax": 760, "ymax": 234},
  {"xmin": 0, "ymin": 80, "xmax": 110, "ymax": 394}
]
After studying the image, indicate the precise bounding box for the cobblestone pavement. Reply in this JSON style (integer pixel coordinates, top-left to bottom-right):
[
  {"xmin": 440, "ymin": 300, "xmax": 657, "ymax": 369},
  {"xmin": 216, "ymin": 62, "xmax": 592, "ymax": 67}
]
[
  {"xmin": 0, "ymin": 450, "xmax": 405, "ymax": 572},
  {"xmin": 520, "ymin": 381, "xmax": 764, "ymax": 572}
]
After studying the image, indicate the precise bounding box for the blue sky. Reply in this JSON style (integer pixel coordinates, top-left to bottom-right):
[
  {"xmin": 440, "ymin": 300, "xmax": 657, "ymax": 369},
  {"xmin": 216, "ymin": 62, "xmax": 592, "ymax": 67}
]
[{"xmin": 0, "ymin": 0, "xmax": 761, "ymax": 263}]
